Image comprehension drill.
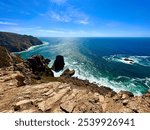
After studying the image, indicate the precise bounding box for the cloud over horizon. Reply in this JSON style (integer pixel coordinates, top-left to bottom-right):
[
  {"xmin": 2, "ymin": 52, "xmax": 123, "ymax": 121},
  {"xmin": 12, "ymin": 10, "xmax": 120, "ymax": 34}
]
[{"xmin": 0, "ymin": 21, "xmax": 17, "ymax": 25}]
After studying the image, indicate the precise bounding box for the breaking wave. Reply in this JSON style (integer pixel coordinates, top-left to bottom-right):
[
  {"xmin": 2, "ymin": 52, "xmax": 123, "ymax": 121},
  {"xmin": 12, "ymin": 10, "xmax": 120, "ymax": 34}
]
[{"xmin": 103, "ymin": 54, "xmax": 150, "ymax": 67}]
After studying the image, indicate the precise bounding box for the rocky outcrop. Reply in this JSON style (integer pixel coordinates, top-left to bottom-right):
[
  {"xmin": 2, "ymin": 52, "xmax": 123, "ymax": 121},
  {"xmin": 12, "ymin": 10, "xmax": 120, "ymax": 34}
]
[
  {"xmin": 0, "ymin": 46, "xmax": 13, "ymax": 68},
  {"xmin": 0, "ymin": 46, "xmax": 23, "ymax": 68},
  {"xmin": 61, "ymin": 68, "xmax": 75, "ymax": 77},
  {"xmin": 11, "ymin": 53, "xmax": 23, "ymax": 64},
  {"xmin": 25, "ymin": 55, "xmax": 54, "ymax": 77},
  {"xmin": 52, "ymin": 55, "xmax": 65, "ymax": 71},
  {"xmin": 0, "ymin": 32, "xmax": 43, "ymax": 52},
  {"xmin": 118, "ymin": 91, "xmax": 134, "ymax": 99},
  {"xmin": 123, "ymin": 58, "xmax": 134, "ymax": 64}
]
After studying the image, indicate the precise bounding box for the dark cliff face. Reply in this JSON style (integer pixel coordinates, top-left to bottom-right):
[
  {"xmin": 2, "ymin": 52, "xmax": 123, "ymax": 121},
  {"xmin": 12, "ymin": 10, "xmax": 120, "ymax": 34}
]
[{"xmin": 0, "ymin": 32, "xmax": 43, "ymax": 52}]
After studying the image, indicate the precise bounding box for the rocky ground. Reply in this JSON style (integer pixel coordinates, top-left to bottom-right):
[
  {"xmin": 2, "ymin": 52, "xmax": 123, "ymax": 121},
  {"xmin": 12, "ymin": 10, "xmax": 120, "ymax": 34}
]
[{"xmin": 0, "ymin": 66, "xmax": 150, "ymax": 113}]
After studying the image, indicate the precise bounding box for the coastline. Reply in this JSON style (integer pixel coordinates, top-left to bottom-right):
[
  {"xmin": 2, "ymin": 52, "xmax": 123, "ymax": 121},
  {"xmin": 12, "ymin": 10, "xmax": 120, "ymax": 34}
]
[{"xmin": 14, "ymin": 41, "xmax": 49, "ymax": 54}]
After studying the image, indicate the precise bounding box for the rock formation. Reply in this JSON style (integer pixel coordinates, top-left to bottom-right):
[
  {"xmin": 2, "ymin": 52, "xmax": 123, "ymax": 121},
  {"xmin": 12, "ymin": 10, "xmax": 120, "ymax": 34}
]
[
  {"xmin": 52, "ymin": 55, "xmax": 65, "ymax": 71},
  {"xmin": 61, "ymin": 68, "xmax": 75, "ymax": 77},
  {"xmin": 123, "ymin": 58, "xmax": 134, "ymax": 64},
  {"xmin": 0, "ymin": 32, "xmax": 43, "ymax": 52},
  {"xmin": 25, "ymin": 55, "xmax": 54, "ymax": 77},
  {"xmin": 0, "ymin": 46, "xmax": 13, "ymax": 68},
  {"xmin": 0, "ymin": 46, "xmax": 22, "ymax": 68}
]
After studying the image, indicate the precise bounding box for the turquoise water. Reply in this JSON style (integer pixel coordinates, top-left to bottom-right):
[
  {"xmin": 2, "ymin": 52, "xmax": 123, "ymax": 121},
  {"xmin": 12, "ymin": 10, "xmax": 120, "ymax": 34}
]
[{"xmin": 18, "ymin": 37, "xmax": 150, "ymax": 95}]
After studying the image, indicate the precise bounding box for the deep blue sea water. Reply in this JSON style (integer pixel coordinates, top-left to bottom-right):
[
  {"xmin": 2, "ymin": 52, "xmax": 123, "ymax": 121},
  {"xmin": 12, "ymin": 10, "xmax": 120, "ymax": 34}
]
[{"xmin": 17, "ymin": 37, "xmax": 150, "ymax": 95}]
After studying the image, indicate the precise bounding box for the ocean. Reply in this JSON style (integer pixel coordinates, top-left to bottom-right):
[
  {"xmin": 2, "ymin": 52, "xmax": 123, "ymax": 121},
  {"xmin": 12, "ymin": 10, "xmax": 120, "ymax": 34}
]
[{"xmin": 17, "ymin": 37, "xmax": 150, "ymax": 95}]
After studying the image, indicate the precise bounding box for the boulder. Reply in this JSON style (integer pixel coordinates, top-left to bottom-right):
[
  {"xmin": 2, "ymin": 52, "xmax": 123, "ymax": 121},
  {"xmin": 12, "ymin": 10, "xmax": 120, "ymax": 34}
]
[
  {"xmin": 124, "ymin": 58, "xmax": 133, "ymax": 62},
  {"xmin": 15, "ymin": 74, "xmax": 26, "ymax": 87},
  {"xmin": 99, "ymin": 95, "xmax": 105, "ymax": 102},
  {"xmin": 118, "ymin": 91, "xmax": 134, "ymax": 99},
  {"xmin": 122, "ymin": 99, "xmax": 129, "ymax": 106},
  {"xmin": 52, "ymin": 55, "xmax": 65, "ymax": 71},
  {"xmin": 61, "ymin": 68, "xmax": 75, "ymax": 77},
  {"xmin": 123, "ymin": 58, "xmax": 134, "ymax": 64},
  {"xmin": 60, "ymin": 101, "xmax": 76, "ymax": 113},
  {"xmin": 14, "ymin": 99, "xmax": 35, "ymax": 111}
]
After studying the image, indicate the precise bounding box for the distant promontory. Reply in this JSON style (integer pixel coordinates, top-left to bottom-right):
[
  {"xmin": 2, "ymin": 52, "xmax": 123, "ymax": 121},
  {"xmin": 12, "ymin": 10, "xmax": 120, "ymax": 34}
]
[{"xmin": 0, "ymin": 32, "xmax": 43, "ymax": 52}]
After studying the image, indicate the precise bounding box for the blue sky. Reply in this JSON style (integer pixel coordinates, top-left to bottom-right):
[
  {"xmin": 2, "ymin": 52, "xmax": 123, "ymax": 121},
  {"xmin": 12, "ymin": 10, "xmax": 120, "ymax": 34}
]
[{"xmin": 0, "ymin": 0, "xmax": 150, "ymax": 37}]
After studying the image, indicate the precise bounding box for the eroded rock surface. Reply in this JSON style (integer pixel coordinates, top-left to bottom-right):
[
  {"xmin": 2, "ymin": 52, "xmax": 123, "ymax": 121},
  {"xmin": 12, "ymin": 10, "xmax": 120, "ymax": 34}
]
[
  {"xmin": 0, "ymin": 46, "xmax": 13, "ymax": 68},
  {"xmin": 0, "ymin": 67, "xmax": 150, "ymax": 113},
  {"xmin": 25, "ymin": 55, "xmax": 54, "ymax": 77}
]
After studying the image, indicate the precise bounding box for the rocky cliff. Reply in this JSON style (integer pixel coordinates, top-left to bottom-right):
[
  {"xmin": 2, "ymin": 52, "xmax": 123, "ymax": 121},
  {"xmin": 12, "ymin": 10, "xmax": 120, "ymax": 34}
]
[
  {"xmin": 0, "ymin": 46, "xmax": 23, "ymax": 68},
  {"xmin": 0, "ymin": 47, "xmax": 150, "ymax": 113},
  {"xmin": 0, "ymin": 66, "xmax": 150, "ymax": 113},
  {"xmin": 0, "ymin": 32, "xmax": 43, "ymax": 52}
]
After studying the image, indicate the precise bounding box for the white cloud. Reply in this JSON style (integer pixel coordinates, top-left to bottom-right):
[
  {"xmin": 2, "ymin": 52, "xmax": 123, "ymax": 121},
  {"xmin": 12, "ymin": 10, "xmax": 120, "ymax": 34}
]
[
  {"xmin": 48, "ymin": 6, "xmax": 89, "ymax": 25},
  {"xmin": 0, "ymin": 21, "xmax": 18, "ymax": 25},
  {"xmin": 76, "ymin": 18, "xmax": 89, "ymax": 25},
  {"xmin": 37, "ymin": 29, "xmax": 66, "ymax": 34},
  {"xmin": 46, "ymin": 0, "xmax": 89, "ymax": 25},
  {"xmin": 50, "ymin": 11, "xmax": 71, "ymax": 22}
]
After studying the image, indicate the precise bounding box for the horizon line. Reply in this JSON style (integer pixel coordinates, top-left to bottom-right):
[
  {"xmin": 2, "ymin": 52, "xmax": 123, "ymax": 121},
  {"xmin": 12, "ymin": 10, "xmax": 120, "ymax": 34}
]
[{"xmin": 1, "ymin": 31, "xmax": 150, "ymax": 38}]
